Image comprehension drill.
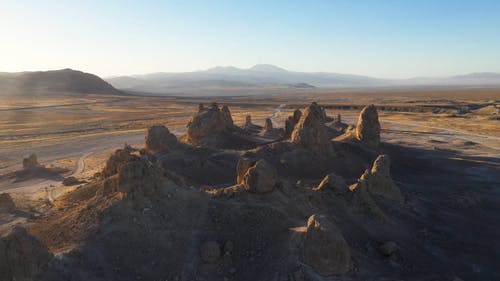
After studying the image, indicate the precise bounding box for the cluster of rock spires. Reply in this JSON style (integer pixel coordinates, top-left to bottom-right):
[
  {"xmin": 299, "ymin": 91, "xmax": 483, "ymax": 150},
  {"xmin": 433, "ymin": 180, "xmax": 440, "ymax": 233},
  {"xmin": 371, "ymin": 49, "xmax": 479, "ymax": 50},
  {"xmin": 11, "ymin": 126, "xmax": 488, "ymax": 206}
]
[
  {"xmin": 1, "ymin": 100, "xmax": 406, "ymax": 280},
  {"xmin": 185, "ymin": 102, "xmax": 236, "ymax": 146}
]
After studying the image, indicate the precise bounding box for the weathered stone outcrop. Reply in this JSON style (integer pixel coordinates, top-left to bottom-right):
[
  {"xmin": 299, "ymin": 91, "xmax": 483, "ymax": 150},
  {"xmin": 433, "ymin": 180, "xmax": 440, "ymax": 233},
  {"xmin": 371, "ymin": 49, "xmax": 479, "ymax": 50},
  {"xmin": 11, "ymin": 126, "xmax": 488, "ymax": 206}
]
[
  {"xmin": 302, "ymin": 214, "xmax": 353, "ymax": 276},
  {"xmin": 0, "ymin": 226, "xmax": 53, "ymax": 281},
  {"xmin": 240, "ymin": 159, "xmax": 277, "ymax": 193},
  {"xmin": 145, "ymin": 125, "xmax": 178, "ymax": 153},
  {"xmin": 291, "ymin": 102, "xmax": 334, "ymax": 155},
  {"xmin": 22, "ymin": 153, "xmax": 39, "ymax": 169},
  {"xmin": 100, "ymin": 145, "xmax": 162, "ymax": 197},
  {"xmin": 355, "ymin": 105, "xmax": 381, "ymax": 149},
  {"xmin": 314, "ymin": 173, "xmax": 349, "ymax": 194},
  {"xmin": 185, "ymin": 103, "xmax": 233, "ymax": 145},
  {"xmin": 0, "ymin": 193, "xmax": 15, "ymax": 209},
  {"xmin": 101, "ymin": 144, "xmax": 137, "ymax": 179}
]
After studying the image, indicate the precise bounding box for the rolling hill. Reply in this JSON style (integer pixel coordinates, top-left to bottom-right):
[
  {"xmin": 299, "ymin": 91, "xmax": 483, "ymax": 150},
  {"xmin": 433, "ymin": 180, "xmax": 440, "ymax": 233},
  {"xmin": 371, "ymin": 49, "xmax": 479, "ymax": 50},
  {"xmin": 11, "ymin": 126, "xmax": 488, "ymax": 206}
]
[{"xmin": 0, "ymin": 69, "xmax": 121, "ymax": 96}]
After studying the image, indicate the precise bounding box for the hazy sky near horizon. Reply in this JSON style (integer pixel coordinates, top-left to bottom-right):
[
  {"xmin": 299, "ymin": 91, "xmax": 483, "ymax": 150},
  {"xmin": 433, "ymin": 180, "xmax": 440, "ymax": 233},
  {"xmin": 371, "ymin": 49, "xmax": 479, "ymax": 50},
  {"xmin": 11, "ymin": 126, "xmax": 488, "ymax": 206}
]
[{"xmin": 1, "ymin": 0, "xmax": 500, "ymax": 78}]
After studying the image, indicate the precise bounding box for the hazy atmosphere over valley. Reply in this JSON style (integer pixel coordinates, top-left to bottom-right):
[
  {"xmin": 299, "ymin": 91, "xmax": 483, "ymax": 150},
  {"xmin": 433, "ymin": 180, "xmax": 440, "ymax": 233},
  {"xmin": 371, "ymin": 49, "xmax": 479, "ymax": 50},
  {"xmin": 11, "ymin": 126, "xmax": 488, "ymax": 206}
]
[{"xmin": 0, "ymin": 1, "xmax": 499, "ymax": 281}]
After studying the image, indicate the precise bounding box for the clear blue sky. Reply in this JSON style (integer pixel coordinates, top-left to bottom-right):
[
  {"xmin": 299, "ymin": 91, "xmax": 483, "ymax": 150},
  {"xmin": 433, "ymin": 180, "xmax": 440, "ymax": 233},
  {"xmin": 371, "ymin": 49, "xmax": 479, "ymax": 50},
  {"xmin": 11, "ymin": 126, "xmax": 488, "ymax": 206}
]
[{"xmin": 1, "ymin": 0, "xmax": 499, "ymax": 78}]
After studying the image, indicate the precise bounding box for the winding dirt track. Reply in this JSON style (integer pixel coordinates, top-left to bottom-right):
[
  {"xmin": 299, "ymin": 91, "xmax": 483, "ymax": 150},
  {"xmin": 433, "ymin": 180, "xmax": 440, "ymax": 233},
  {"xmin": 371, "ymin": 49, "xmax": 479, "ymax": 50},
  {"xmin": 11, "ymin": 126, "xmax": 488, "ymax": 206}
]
[{"xmin": 5, "ymin": 152, "xmax": 93, "ymax": 202}]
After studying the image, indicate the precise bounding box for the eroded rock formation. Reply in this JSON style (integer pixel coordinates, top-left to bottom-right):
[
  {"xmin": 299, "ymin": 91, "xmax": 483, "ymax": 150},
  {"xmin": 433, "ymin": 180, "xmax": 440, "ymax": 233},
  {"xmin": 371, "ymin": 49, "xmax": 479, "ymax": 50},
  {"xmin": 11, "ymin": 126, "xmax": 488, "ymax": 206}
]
[
  {"xmin": 22, "ymin": 153, "xmax": 39, "ymax": 169},
  {"xmin": 285, "ymin": 108, "xmax": 302, "ymax": 137},
  {"xmin": 145, "ymin": 125, "xmax": 178, "ymax": 153},
  {"xmin": 185, "ymin": 103, "xmax": 233, "ymax": 145},
  {"xmin": 302, "ymin": 214, "xmax": 353, "ymax": 276},
  {"xmin": 0, "ymin": 193, "xmax": 15, "ymax": 209},
  {"xmin": 355, "ymin": 104, "xmax": 381, "ymax": 149},
  {"xmin": 291, "ymin": 102, "xmax": 334, "ymax": 155},
  {"xmin": 362, "ymin": 154, "xmax": 403, "ymax": 202}
]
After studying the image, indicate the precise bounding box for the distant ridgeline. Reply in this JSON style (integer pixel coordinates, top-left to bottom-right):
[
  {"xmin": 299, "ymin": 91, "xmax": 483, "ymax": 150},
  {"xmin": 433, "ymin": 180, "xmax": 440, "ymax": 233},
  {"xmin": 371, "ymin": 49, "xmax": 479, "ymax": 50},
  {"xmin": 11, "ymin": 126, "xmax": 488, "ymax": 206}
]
[{"xmin": 0, "ymin": 69, "xmax": 121, "ymax": 96}]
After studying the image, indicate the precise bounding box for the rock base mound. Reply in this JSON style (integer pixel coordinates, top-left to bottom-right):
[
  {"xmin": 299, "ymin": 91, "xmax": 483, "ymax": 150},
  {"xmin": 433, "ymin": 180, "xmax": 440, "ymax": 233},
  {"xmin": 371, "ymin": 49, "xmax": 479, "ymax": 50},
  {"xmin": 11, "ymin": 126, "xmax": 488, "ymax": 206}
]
[
  {"xmin": 0, "ymin": 226, "xmax": 53, "ymax": 281},
  {"xmin": 0, "ymin": 193, "xmax": 15, "ymax": 209},
  {"xmin": 302, "ymin": 214, "xmax": 353, "ymax": 276}
]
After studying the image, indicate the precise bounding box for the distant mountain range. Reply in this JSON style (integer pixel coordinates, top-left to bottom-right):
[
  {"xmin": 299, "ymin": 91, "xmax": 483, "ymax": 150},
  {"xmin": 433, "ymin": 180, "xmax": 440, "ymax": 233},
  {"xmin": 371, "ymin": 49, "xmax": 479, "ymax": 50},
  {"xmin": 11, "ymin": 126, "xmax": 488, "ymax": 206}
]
[
  {"xmin": 105, "ymin": 64, "xmax": 500, "ymax": 94},
  {"xmin": 0, "ymin": 69, "xmax": 121, "ymax": 96},
  {"xmin": 1, "ymin": 66, "xmax": 499, "ymax": 97}
]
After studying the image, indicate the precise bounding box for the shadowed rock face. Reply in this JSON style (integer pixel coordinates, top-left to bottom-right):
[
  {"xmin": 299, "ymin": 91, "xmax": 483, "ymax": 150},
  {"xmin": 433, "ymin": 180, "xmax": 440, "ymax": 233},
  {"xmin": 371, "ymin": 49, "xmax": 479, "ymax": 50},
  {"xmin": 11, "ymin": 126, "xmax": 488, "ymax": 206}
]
[
  {"xmin": 263, "ymin": 118, "xmax": 273, "ymax": 132},
  {"xmin": 241, "ymin": 159, "xmax": 277, "ymax": 193},
  {"xmin": 117, "ymin": 158, "xmax": 162, "ymax": 197},
  {"xmin": 236, "ymin": 158, "xmax": 256, "ymax": 184},
  {"xmin": 291, "ymin": 102, "xmax": 334, "ymax": 155},
  {"xmin": 145, "ymin": 125, "xmax": 178, "ymax": 153},
  {"xmin": 244, "ymin": 115, "xmax": 253, "ymax": 129},
  {"xmin": 221, "ymin": 105, "xmax": 234, "ymax": 125},
  {"xmin": 355, "ymin": 104, "xmax": 381, "ymax": 149},
  {"xmin": 285, "ymin": 109, "xmax": 302, "ymax": 137},
  {"xmin": 186, "ymin": 104, "xmax": 232, "ymax": 145},
  {"xmin": 0, "ymin": 226, "xmax": 53, "ymax": 281},
  {"xmin": 302, "ymin": 214, "xmax": 353, "ymax": 276},
  {"xmin": 22, "ymin": 153, "xmax": 39, "ymax": 169},
  {"xmin": 0, "ymin": 193, "xmax": 15, "ymax": 209}
]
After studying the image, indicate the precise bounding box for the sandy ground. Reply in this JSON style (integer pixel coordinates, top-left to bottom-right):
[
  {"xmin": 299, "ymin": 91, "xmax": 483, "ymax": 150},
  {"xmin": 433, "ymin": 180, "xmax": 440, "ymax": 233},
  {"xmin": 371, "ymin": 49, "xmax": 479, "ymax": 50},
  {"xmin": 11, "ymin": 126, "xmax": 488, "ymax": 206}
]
[{"xmin": 1, "ymin": 90, "xmax": 498, "ymax": 206}]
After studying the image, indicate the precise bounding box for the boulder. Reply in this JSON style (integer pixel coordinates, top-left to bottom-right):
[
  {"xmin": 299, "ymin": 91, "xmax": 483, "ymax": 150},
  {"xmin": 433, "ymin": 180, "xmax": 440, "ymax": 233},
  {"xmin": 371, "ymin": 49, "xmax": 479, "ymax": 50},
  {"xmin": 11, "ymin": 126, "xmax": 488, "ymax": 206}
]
[
  {"xmin": 242, "ymin": 159, "xmax": 277, "ymax": 193},
  {"xmin": 145, "ymin": 125, "xmax": 178, "ymax": 153},
  {"xmin": 314, "ymin": 173, "xmax": 349, "ymax": 194},
  {"xmin": 355, "ymin": 105, "xmax": 381, "ymax": 149},
  {"xmin": 62, "ymin": 176, "xmax": 80, "ymax": 186},
  {"xmin": 291, "ymin": 102, "xmax": 334, "ymax": 155},
  {"xmin": 0, "ymin": 226, "xmax": 53, "ymax": 281},
  {"xmin": 22, "ymin": 153, "xmax": 39, "ymax": 169},
  {"xmin": 302, "ymin": 214, "xmax": 353, "ymax": 276},
  {"xmin": 0, "ymin": 193, "xmax": 15, "ymax": 209}
]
